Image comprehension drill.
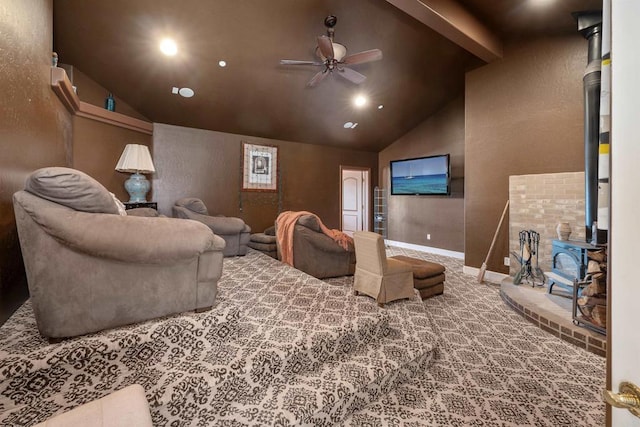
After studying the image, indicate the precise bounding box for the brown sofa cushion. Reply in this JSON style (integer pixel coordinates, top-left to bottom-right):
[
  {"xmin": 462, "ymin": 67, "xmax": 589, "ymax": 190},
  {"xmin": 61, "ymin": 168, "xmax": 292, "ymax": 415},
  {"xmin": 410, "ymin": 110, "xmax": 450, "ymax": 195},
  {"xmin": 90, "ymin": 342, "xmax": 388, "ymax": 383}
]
[
  {"xmin": 414, "ymin": 273, "xmax": 446, "ymax": 289},
  {"xmin": 418, "ymin": 283, "xmax": 444, "ymax": 299},
  {"xmin": 25, "ymin": 167, "xmax": 119, "ymax": 214},
  {"xmin": 390, "ymin": 255, "xmax": 446, "ymax": 279}
]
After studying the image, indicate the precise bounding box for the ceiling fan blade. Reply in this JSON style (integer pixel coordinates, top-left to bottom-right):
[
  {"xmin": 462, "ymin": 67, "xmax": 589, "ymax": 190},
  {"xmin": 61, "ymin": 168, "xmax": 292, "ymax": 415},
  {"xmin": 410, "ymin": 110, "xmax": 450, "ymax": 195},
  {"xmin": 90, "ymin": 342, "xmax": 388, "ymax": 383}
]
[
  {"xmin": 317, "ymin": 35, "xmax": 334, "ymax": 60},
  {"xmin": 337, "ymin": 67, "xmax": 366, "ymax": 85},
  {"xmin": 342, "ymin": 49, "xmax": 383, "ymax": 65},
  {"xmin": 280, "ymin": 59, "xmax": 324, "ymax": 65},
  {"xmin": 307, "ymin": 70, "xmax": 329, "ymax": 87}
]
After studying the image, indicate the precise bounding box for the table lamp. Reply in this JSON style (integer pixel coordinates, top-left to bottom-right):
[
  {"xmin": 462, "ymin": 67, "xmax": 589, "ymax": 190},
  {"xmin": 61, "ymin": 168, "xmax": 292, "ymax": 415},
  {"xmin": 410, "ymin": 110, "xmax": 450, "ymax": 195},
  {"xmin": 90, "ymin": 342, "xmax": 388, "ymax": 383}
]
[{"xmin": 115, "ymin": 144, "xmax": 156, "ymax": 203}]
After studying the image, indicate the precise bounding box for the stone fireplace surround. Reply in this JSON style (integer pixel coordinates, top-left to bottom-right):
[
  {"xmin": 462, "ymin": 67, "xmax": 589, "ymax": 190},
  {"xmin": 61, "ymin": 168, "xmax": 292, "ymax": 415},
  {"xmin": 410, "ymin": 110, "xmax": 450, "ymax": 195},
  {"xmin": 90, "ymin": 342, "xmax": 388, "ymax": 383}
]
[
  {"xmin": 509, "ymin": 171, "xmax": 586, "ymax": 273},
  {"xmin": 501, "ymin": 172, "xmax": 606, "ymax": 356}
]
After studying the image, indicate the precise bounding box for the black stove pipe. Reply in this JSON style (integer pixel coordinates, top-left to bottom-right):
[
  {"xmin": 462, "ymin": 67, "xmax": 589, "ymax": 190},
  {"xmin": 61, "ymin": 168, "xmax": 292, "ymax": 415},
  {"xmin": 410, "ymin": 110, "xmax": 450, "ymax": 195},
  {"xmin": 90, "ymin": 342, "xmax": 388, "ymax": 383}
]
[{"xmin": 575, "ymin": 12, "xmax": 602, "ymax": 243}]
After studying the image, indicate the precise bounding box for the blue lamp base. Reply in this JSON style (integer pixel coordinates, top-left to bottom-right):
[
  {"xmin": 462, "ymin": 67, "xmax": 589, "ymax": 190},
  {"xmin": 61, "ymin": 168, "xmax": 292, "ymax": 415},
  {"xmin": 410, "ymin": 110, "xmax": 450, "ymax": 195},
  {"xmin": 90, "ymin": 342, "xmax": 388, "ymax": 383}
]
[{"xmin": 124, "ymin": 172, "xmax": 150, "ymax": 203}]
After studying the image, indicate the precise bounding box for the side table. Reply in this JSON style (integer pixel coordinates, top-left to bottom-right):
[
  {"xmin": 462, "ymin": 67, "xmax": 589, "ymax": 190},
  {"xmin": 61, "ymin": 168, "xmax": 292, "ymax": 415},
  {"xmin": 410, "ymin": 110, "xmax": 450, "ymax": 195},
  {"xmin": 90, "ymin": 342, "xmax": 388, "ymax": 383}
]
[{"xmin": 124, "ymin": 202, "xmax": 157, "ymax": 210}]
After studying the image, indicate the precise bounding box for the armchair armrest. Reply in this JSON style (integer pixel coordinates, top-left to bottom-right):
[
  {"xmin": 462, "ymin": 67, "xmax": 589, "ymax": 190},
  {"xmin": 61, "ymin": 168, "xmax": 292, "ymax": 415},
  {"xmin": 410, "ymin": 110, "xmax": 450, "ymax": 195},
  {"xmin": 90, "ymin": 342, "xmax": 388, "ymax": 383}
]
[
  {"xmin": 195, "ymin": 213, "xmax": 248, "ymax": 234},
  {"xmin": 34, "ymin": 208, "xmax": 225, "ymax": 264},
  {"xmin": 295, "ymin": 226, "xmax": 353, "ymax": 254},
  {"xmin": 173, "ymin": 207, "xmax": 248, "ymax": 234}
]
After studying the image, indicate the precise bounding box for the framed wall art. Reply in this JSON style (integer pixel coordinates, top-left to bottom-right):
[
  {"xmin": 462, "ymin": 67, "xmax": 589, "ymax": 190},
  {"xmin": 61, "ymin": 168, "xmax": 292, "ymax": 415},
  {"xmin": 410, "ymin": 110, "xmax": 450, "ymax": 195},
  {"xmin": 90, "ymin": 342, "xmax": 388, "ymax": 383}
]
[{"xmin": 242, "ymin": 142, "xmax": 278, "ymax": 192}]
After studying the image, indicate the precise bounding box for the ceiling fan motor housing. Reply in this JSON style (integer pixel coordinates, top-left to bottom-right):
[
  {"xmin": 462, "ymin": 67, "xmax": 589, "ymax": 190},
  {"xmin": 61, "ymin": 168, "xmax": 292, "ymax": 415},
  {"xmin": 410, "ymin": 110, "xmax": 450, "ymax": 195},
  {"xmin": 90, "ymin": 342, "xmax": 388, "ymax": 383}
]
[{"xmin": 324, "ymin": 15, "xmax": 337, "ymax": 28}]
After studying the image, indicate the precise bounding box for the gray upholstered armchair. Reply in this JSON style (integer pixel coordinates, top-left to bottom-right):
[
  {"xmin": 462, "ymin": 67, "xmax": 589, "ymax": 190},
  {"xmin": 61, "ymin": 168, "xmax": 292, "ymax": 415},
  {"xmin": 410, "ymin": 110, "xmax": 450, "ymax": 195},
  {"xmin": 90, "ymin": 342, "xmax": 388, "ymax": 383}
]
[
  {"xmin": 172, "ymin": 198, "xmax": 251, "ymax": 257},
  {"xmin": 13, "ymin": 167, "xmax": 226, "ymax": 341},
  {"xmin": 276, "ymin": 213, "xmax": 356, "ymax": 279}
]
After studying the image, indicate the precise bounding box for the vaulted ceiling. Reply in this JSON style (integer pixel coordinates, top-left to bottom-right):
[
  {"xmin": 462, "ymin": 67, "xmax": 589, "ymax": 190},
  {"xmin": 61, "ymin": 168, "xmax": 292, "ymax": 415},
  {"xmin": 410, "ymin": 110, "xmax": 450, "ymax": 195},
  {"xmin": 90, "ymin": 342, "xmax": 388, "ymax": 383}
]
[{"xmin": 53, "ymin": 0, "xmax": 602, "ymax": 152}]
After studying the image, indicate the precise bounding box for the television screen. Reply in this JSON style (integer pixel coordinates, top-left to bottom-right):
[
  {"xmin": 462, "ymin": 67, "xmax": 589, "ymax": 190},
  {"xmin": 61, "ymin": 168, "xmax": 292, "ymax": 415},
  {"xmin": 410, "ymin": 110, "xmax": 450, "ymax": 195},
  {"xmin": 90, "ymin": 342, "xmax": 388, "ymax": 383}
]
[{"xmin": 390, "ymin": 154, "xmax": 450, "ymax": 195}]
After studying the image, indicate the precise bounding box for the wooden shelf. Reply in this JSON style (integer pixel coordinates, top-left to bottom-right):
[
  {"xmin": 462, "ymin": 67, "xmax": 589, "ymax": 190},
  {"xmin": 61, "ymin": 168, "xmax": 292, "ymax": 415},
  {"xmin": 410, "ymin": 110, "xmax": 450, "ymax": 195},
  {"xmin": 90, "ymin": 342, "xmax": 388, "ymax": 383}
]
[
  {"xmin": 51, "ymin": 67, "xmax": 80, "ymax": 113},
  {"xmin": 76, "ymin": 102, "xmax": 153, "ymax": 134},
  {"xmin": 50, "ymin": 67, "xmax": 153, "ymax": 135}
]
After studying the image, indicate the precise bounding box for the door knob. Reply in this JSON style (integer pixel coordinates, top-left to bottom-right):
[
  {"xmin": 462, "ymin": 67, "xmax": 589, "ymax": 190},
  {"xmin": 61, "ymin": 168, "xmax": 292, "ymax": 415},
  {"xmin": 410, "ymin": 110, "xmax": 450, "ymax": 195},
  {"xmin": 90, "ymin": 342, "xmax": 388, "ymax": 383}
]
[{"xmin": 603, "ymin": 381, "xmax": 640, "ymax": 418}]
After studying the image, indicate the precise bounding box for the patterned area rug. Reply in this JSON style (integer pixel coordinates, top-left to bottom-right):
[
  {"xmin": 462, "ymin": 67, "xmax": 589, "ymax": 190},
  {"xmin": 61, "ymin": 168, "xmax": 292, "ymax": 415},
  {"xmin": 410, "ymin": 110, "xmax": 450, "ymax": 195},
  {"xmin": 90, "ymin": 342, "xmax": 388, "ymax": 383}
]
[
  {"xmin": 0, "ymin": 250, "xmax": 437, "ymax": 426},
  {"xmin": 339, "ymin": 247, "xmax": 606, "ymax": 427}
]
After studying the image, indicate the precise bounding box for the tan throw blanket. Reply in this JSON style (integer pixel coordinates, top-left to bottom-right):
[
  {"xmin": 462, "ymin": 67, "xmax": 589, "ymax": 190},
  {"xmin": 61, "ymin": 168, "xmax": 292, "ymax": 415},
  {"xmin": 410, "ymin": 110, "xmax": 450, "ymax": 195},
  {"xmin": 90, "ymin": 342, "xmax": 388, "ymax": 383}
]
[{"xmin": 276, "ymin": 211, "xmax": 353, "ymax": 267}]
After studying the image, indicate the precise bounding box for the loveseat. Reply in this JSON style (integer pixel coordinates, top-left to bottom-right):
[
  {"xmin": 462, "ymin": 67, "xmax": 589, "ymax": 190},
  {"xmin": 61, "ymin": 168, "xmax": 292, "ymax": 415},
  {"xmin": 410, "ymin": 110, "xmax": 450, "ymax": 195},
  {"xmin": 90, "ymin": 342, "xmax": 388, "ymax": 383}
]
[{"xmin": 13, "ymin": 167, "xmax": 226, "ymax": 340}]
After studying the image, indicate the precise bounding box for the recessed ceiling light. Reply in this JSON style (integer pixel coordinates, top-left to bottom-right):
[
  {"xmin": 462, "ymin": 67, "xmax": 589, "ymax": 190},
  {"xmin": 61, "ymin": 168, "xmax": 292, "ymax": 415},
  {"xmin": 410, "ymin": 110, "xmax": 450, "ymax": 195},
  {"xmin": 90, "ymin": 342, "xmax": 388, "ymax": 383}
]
[
  {"xmin": 159, "ymin": 38, "xmax": 178, "ymax": 56},
  {"xmin": 178, "ymin": 87, "xmax": 195, "ymax": 98},
  {"xmin": 378, "ymin": 104, "xmax": 384, "ymax": 110},
  {"xmin": 343, "ymin": 122, "xmax": 354, "ymax": 129},
  {"xmin": 218, "ymin": 60, "xmax": 227, "ymax": 67},
  {"xmin": 530, "ymin": 0, "xmax": 554, "ymax": 6},
  {"xmin": 354, "ymin": 95, "xmax": 367, "ymax": 108}
]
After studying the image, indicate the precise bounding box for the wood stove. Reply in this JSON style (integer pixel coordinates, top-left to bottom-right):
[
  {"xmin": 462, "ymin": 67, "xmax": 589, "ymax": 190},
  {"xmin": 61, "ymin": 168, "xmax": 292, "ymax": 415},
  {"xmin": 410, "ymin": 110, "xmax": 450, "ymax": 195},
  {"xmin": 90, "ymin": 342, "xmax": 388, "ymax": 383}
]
[{"xmin": 546, "ymin": 239, "xmax": 598, "ymax": 294}]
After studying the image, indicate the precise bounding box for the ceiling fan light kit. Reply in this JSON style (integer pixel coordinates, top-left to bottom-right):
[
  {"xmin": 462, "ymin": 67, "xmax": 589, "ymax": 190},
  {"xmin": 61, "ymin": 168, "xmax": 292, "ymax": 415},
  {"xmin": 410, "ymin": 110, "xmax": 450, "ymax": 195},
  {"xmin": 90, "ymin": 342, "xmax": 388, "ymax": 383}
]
[
  {"xmin": 317, "ymin": 42, "xmax": 347, "ymax": 62},
  {"xmin": 280, "ymin": 15, "xmax": 382, "ymax": 87}
]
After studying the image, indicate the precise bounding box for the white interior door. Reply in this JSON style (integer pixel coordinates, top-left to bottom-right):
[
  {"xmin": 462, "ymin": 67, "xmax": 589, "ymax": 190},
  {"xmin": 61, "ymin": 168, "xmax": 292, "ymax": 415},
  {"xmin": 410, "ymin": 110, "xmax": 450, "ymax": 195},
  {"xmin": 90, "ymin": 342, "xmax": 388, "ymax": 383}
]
[
  {"xmin": 609, "ymin": 1, "xmax": 640, "ymax": 425},
  {"xmin": 341, "ymin": 169, "xmax": 369, "ymax": 236}
]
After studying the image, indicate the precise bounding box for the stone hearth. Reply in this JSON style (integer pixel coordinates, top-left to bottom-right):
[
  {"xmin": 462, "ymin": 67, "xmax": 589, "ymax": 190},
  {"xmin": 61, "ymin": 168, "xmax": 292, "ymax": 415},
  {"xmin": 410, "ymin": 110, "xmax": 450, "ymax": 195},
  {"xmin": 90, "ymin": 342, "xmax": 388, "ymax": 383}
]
[{"xmin": 500, "ymin": 279, "xmax": 605, "ymax": 357}]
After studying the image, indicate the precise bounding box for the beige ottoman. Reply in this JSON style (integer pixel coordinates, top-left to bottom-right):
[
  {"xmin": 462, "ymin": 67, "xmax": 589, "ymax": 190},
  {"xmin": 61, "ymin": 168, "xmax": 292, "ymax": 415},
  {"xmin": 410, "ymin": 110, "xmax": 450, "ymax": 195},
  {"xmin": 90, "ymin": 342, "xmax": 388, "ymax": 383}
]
[
  {"xmin": 389, "ymin": 255, "xmax": 445, "ymax": 299},
  {"xmin": 34, "ymin": 384, "xmax": 152, "ymax": 427}
]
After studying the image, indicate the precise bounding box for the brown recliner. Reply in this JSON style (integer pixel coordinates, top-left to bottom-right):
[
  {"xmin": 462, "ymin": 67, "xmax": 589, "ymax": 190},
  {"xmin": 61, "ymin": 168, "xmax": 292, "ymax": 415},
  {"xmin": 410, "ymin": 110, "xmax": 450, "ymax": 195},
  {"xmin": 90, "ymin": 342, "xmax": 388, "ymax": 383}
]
[
  {"xmin": 277, "ymin": 214, "xmax": 355, "ymax": 279},
  {"xmin": 172, "ymin": 198, "xmax": 251, "ymax": 257},
  {"xmin": 13, "ymin": 167, "xmax": 226, "ymax": 340}
]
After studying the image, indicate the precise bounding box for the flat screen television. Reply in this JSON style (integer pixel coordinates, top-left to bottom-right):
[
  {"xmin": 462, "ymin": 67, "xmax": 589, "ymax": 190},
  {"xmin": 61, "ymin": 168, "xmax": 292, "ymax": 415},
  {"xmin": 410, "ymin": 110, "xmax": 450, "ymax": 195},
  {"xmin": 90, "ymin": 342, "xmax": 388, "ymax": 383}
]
[{"xmin": 390, "ymin": 154, "xmax": 450, "ymax": 195}]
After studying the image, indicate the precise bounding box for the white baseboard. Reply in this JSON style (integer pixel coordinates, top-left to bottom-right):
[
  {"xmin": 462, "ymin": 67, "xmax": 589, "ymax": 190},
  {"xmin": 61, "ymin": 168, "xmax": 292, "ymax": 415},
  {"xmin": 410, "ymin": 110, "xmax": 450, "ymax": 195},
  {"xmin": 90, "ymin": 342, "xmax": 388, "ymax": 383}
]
[
  {"xmin": 462, "ymin": 265, "xmax": 510, "ymax": 284},
  {"xmin": 384, "ymin": 239, "xmax": 464, "ymax": 259},
  {"xmin": 383, "ymin": 239, "xmax": 508, "ymax": 283}
]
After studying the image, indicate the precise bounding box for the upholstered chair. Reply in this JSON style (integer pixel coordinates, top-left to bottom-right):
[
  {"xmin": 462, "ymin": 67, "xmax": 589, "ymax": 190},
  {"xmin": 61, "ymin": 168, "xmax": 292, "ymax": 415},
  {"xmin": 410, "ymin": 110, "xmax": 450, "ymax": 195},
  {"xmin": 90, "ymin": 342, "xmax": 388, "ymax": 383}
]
[
  {"xmin": 173, "ymin": 198, "xmax": 251, "ymax": 257},
  {"xmin": 13, "ymin": 167, "xmax": 226, "ymax": 341},
  {"xmin": 352, "ymin": 231, "xmax": 415, "ymax": 307}
]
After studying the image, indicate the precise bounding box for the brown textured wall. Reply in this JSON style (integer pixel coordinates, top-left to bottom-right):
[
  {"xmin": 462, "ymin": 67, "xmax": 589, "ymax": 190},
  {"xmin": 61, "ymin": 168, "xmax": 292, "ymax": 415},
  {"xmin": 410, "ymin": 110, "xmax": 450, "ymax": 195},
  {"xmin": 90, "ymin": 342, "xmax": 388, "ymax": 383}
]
[
  {"xmin": 465, "ymin": 36, "xmax": 587, "ymax": 273},
  {"xmin": 153, "ymin": 124, "xmax": 378, "ymax": 233},
  {"xmin": 0, "ymin": 0, "xmax": 72, "ymax": 322},
  {"xmin": 378, "ymin": 97, "xmax": 465, "ymax": 252},
  {"xmin": 72, "ymin": 117, "xmax": 152, "ymax": 202}
]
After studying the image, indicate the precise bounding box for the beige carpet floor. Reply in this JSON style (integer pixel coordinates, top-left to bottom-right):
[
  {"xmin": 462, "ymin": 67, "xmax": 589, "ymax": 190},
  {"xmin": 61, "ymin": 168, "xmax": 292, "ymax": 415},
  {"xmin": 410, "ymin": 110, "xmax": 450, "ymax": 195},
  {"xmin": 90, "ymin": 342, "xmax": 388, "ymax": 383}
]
[
  {"xmin": 336, "ymin": 246, "xmax": 606, "ymax": 426},
  {"xmin": 0, "ymin": 249, "xmax": 436, "ymax": 426},
  {"xmin": 0, "ymin": 247, "xmax": 605, "ymax": 426}
]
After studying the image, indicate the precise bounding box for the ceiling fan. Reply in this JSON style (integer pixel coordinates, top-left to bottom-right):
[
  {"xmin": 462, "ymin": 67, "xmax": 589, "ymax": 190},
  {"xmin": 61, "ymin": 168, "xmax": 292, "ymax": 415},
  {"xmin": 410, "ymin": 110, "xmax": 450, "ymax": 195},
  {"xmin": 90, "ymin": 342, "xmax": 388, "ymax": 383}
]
[{"xmin": 279, "ymin": 15, "xmax": 383, "ymax": 87}]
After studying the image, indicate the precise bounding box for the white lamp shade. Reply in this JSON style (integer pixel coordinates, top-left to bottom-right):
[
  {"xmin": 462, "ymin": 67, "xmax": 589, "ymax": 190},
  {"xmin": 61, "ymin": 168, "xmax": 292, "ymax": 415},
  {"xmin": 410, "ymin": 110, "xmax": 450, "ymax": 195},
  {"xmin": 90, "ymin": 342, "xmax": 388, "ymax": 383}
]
[{"xmin": 115, "ymin": 144, "xmax": 156, "ymax": 173}]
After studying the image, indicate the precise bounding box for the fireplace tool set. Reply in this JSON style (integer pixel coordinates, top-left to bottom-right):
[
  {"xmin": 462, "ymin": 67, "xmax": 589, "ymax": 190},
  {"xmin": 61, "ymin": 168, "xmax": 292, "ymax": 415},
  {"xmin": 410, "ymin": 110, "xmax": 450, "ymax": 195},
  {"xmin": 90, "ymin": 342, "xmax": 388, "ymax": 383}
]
[{"xmin": 513, "ymin": 229, "xmax": 546, "ymax": 286}]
